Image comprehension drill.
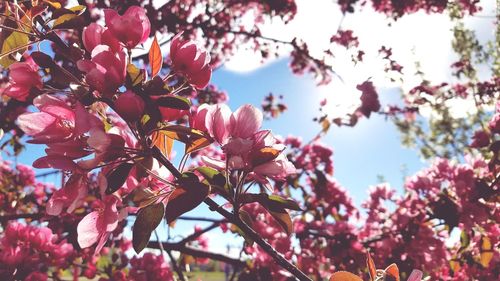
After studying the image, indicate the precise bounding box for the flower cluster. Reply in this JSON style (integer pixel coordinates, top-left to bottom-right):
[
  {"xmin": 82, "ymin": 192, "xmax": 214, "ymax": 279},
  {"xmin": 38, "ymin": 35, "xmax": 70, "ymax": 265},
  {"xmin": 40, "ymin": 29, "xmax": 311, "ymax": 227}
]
[{"xmin": 0, "ymin": 222, "xmax": 75, "ymax": 280}]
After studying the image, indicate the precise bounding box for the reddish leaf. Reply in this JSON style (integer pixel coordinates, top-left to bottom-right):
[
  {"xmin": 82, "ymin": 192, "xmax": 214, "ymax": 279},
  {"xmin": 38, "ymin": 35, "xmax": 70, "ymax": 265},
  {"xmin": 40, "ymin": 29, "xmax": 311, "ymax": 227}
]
[
  {"xmin": 149, "ymin": 36, "xmax": 162, "ymax": 77},
  {"xmin": 152, "ymin": 131, "xmax": 174, "ymax": 159},
  {"xmin": 250, "ymin": 147, "xmax": 281, "ymax": 167},
  {"xmin": 329, "ymin": 271, "xmax": 363, "ymax": 281},
  {"xmin": 164, "ymin": 174, "xmax": 210, "ymax": 223},
  {"xmin": 157, "ymin": 125, "xmax": 212, "ymax": 154},
  {"xmin": 106, "ymin": 162, "xmax": 134, "ymax": 194},
  {"xmin": 133, "ymin": 203, "xmax": 165, "ymax": 253},
  {"xmin": 384, "ymin": 263, "xmax": 400, "ymax": 281},
  {"xmin": 367, "ymin": 252, "xmax": 377, "ymax": 281}
]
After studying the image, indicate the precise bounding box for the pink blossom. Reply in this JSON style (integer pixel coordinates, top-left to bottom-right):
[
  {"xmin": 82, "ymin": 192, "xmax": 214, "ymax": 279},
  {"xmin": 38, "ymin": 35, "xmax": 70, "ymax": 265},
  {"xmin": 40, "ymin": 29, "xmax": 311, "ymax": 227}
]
[
  {"xmin": 129, "ymin": 253, "xmax": 174, "ymax": 281},
  {"xmin": 470, "ymin": 130, "xmax": 490, "ymax": 148},
  {"xmin": 230, "ymin": 104, "xmax": 263, "ymax": 139},
  {"xmin": 104, "ymin": 6, "xmax": 150, "ymax": 49},
  {"xmin": 356, "ymin": 81, "xmax": 381, "ymax": 118},
  {"xmin": 202, "ymin": 104, "xmax": 296, "ymax": 180},
  {"xmin": 18, "ymin": 94, "xmax": 76, "ymax": 144},
  {"xmin": 77, "ymin": 195, "xmax": 126, "ymax": 253},
  {"xmin": 3, "ymin": 59, "xmax": 42, "ymax": 101},
  {"xmin": 46, "ymin": 174, "xmax": 87, "ymax": 216},
  {"xmin": 77, "ymin": 45, "xmax": 127, "ymax": 96},
  {"xmin": 114, "ymin": 90, "xmax": 145, "ymax": 122},
  {"xmin": 205, "ymin": 104, "xmax": 231, "ymax": 144},
  {"xmin": 82, "ymin": 23, "xmax": 121, "ymax": 53},
  {"xmin": 170, "ymin": 33, "xmax": 212, "ymax": 89}
]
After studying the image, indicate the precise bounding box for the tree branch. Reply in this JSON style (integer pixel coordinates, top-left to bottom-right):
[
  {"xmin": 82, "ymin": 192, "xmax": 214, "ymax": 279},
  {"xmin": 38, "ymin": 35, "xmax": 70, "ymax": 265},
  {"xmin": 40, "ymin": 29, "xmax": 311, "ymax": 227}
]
[
  {"xmin": 148, "ymin": 241, "xmax": 246, "ymax": 267},
  {"xmin": 151, "ymin": 146, "xmax": 312, "ymax": 281}
]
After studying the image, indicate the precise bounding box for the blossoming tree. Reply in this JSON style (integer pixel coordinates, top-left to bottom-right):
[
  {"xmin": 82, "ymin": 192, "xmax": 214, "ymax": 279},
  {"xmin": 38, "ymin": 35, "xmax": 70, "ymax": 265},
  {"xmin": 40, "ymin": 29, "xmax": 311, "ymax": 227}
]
[{"xmin": 0, "ymin": 0, "xmax": 498, "ymax": 281}]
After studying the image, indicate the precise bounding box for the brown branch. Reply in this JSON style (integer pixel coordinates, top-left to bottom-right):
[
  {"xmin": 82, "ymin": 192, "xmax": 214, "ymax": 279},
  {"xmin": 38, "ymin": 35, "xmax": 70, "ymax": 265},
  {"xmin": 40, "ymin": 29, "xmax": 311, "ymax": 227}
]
[
  {"xmin": 148, "ymin": 241, "xmax": 246, "ymax": 267},
  {"xmin": 179, "ymin": 221, "xmax": 224, "ymax": 245},
  {"xmin": 0, "ymin": 213, "xmax": 44, "ymax": 221},
  {"xmin": 152, "ymin": 147, "xmax": 312, "ymax": 281}
]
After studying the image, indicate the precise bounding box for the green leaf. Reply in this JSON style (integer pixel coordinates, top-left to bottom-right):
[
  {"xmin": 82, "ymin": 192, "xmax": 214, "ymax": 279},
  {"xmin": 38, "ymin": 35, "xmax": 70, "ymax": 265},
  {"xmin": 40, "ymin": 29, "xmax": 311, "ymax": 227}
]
[
  {"xmin": 268, "ymin": 208, "xmax": 293, "ymax": 235},
  {"xmin": 52, "ymin": 13, "xmax": 84, "ymax": 29},
  {"xmin": 126, "ymin": 63, "xmax": 145, "ymax": 87},
  {"xmin": 240, "ymin": 193, "xmax": 301, "ymax": 211},
  {"xmin": 156, "ymin": 96, "xmax": 192, "ymax": 110},
  {"xmin": 105, "ymin": 163, "xmax": 134, "ymax": 194},
  {"xmin": 267, "ymin": 195, "xmax": 302, "ymax": 211},
  {"xmin": 164, "ymin": 173, "xmax": 210, "ymax": 223},
  {"xmin": 0, "ymin": 30, "xmax": 29, "ymax": 68},
  {"xmin": 195, "ymin": 167, "xmax": 229, "ymax": 196},
  {"xmin": 133, "ymin": 203, "xmax": 165, "ymax": 253}
]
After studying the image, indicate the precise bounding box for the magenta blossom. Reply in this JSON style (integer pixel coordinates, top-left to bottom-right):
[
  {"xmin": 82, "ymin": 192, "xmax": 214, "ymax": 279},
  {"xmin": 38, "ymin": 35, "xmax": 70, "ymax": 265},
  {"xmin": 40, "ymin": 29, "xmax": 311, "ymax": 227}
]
[
  {"xmin": 170, "ymin": 33, "xmax": 212, "ymax": 89},
  {"xmin": 82, "ymin": 23, "xmax": 121, "ymax": 53},
  {"xmin": 104, "ymin": 6, "xmax": 150, "ymax": 49},
  {"xmin": 3, "ymin": 59, "xmax": 42, "ymax": 101},
  {"xmin": 77, "ymin": 45, "xmax": 127, "ymax": 96},
  {"xmin": 46, "ymin": 173, "xmax": 88, "ymax": 216},
  {"xmin": 114, "ymin": 90, "xmax": 145, "ymax": 122}
]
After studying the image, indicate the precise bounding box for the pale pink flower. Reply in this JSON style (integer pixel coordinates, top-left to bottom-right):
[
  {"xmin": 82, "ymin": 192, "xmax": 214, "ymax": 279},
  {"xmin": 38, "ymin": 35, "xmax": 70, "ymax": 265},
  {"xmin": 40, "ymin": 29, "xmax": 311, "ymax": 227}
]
[
  {"xmin": 407, "ymin": 269, "xmax": 423, "ymax": 281},
  {"xmin": 18, "ymin": 94, "xmax": 76, "ymax": 144},
  {"xmin": 170, "ymin": 33, "xmax": 212, "ymax": 89},
  {"xmin": 77, "ymin": 195, "xmax": 126, "ymax": 253},
  {"xmin": 205, "ymin": 104, "xmax": 231, "ymax": 144},
  {"xmin": 230, "ymin": 104, "xmax": 263, "ymax": 139}
]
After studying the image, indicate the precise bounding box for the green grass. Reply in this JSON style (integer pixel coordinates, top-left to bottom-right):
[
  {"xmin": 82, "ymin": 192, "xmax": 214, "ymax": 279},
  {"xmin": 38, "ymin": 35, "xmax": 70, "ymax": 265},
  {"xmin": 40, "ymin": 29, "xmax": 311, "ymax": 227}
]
[{"xmin": 185, "ymin": 271, "xmax": 226, "ymax": 281}]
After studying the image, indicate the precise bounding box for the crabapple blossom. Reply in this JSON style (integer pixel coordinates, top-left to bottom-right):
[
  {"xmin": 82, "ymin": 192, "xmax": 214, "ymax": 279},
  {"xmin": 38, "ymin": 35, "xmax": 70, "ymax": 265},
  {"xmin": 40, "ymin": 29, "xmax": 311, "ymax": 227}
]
[
  {"xmin": 104, "ymin": 6, "xmax": 151, "ymax": 49},
  {"xmin": 170, "ymin": 33, "xmax": 212, "ymax": 89},
  {"xmin": 3, "ymin": 58, "xmax": 42, "ymax": 101},
  {"xmin": 77, "ymin": 45, "xmax": 127, "ymax": 96},
  {"xmin": 82, "ymin": 23, "xmax": 121, "ymax": 53},
  {"xmin": 114, "ymin": 90, "xmax": 145, "ymax": 122}
]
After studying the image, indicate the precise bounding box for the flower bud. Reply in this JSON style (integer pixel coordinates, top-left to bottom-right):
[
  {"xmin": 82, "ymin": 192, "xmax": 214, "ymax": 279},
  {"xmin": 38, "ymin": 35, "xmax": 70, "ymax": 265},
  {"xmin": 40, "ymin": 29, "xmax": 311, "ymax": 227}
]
[{"xmin": 114, "ymin": 91, "xmax": 145, "ymax": 122}]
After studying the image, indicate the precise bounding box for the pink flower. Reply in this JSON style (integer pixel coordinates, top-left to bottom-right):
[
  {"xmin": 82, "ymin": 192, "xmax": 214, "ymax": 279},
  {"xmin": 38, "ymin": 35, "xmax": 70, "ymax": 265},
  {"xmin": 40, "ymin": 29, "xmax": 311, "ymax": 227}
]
[
  {"xmin": 77, "ymin": 195, "xmax": 125, "ymax": 253},
  {"xmin": 3, "ymin": 59, "xmax": 42, "ymax": 101},
  {"xmin": 114, "ymin": 90, "xmax": 145, "ymax": 122},
  {"xmin": 470, "ymin": 130, "xmax": 490, "ymax": 148},
  {"xmin": 46, "ymin": 174, "xmax": 87, "ymax": 216},
  {"xmin": 104, "ymin": 6, "xmax": 150, "ymax": 49},
  {"xmin": 77, "ymin": 45, "xmax": 127, "ymax": 96},
  {"xmin": 170, "ymin": 33, "xmax": 212, "ymax": 89},
  {"xmin": 488, "ymin": 113, "xmax": 500, "ymax": 134},
  {"xmin": 253, "ymin": 154, "xmax": 296, "ymax": 180},
  {"xmin": 356, "ymin": 81, "xmax": 381, "ymax": 118},
  {"xmin": 202, "ymin": 104, "xmax": 296, "ymax": 180},
  {"xmin": 230, "ymin": 104, "xmax": 263, "ymax": 139},
  {"xmin": 82, "ymin": 23, "xmax": 121, "ymax": 53},
  {"xmin": 18, "ymin": 94, "xmax": 76, "ymax": 144},
  {"xmin": 18, "ymin": 95, "xmax": 99, "ymax": 145},
  {"xmin": 190, "ymin": 104, "xmax": 210, "ymax": 132},
  {"xmin": 407, "ymin": 269, "xmax": 423, "ymax": 281},
  {"xmin": 205, "ymin": 104, "xmax": 231, "ymax": 144}
]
